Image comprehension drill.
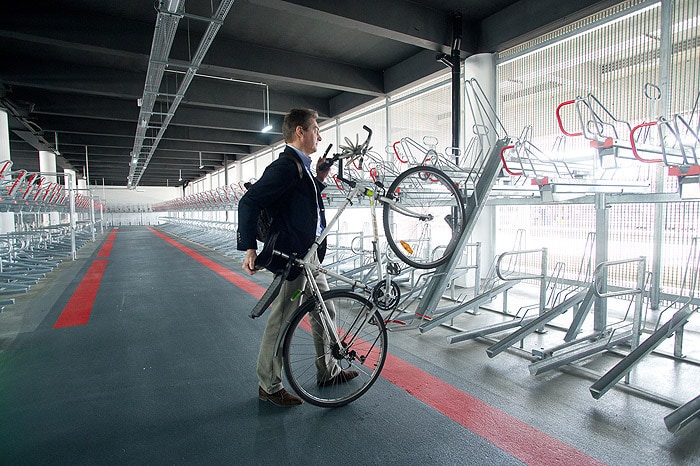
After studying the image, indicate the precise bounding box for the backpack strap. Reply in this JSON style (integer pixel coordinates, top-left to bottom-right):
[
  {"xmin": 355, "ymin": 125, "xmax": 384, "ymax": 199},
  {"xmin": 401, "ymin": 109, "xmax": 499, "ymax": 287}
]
[{"xmin": 280, "ymin": 153, "xmax": 304, "ymax": 179}]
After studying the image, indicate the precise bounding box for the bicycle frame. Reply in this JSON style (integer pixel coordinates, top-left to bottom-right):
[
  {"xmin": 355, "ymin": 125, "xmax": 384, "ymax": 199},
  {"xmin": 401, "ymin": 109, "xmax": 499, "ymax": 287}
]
[
  {"xmin": 272, "ymin": 166, "xmax": 419, "ymax": 355},
  {"xmin": 299, "ymin": 178, "xmax": 391, "ymax": 299}
]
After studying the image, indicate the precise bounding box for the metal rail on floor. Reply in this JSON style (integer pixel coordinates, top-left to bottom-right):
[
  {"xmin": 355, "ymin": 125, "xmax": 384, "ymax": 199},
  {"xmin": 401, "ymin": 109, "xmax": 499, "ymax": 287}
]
[
  {"xmin": 423, "ymin": 247, "xmax": 546, "ymax": 335},
  {"xmin": 665, "ymin": 394, "xmax": 700, "ymax": 433},
  {"xmin": 528, "ymin": 256, "xmax": 647, "ymax": 375}
]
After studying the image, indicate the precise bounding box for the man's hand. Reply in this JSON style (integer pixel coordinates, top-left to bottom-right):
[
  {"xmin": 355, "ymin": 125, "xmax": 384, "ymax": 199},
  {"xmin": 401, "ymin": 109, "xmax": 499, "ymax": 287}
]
[
  {"xmin": 242, "ymin": 249, "xmax": 258, "ymax": 275},
  {"xmin": 316, "ymin": 156, "xmax": 331, "ymax": 183}
]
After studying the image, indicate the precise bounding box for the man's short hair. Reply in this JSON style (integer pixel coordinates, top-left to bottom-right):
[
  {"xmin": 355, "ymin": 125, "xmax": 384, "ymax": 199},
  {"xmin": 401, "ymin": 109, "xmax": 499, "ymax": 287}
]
[{"xmin": 282, "ymin": 109, "xmax": 318, "ymax": 142}]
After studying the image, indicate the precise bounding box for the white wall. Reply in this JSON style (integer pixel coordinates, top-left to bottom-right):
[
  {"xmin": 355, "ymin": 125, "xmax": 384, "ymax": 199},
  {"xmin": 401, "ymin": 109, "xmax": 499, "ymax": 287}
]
[
  {"xmin": 97, "ymin": 185, "xmax": 180, "ymax": 226},
  {"xmin": 100, "ymin": 185, "xmax": 179, "ymax": 204}
]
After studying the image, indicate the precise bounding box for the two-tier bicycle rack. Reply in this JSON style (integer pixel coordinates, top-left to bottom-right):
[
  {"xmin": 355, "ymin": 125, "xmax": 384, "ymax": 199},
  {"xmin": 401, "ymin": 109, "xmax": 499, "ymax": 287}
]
[{"xmin": 0, "ymin": 160, "xmax": 104, "ymax": 307}]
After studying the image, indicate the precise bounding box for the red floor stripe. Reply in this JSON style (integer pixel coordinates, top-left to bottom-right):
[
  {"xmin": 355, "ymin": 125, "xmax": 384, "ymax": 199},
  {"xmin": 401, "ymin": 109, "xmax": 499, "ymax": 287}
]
[
  {"xmin": 97, "ymin": 240, "xmax": 114, "ymax": 257},
  {"xmin": 147, "ymin": 227, "xmax": 266, "ymax": 299},
  {"xmin": 97, "ymin": 231, "xmax": 118, "ymax": 257},
  {"xmin": 380, "ymin": 354, "xmax": 604, "ymax": 466},
  {"xmin": 53, "ymin": 259, "xmax": 108, "ymax": 328},
  {"xmin": 151, "ymin": 228, "xmax": 604, "ymax": 466}
]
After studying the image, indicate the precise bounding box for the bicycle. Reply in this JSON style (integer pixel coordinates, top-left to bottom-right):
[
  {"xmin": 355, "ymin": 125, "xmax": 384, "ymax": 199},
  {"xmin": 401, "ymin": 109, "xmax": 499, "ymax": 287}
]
[{"xmin": 251, "ymin": 126, "xmax": 465, "ymax": 407}]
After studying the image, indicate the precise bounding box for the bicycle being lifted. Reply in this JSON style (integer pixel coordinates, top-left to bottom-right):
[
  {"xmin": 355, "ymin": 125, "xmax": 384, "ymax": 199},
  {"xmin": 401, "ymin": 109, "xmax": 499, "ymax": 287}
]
[{"xmin": 252, "ymin": 126, "xmax": 465, "ymax": 407}]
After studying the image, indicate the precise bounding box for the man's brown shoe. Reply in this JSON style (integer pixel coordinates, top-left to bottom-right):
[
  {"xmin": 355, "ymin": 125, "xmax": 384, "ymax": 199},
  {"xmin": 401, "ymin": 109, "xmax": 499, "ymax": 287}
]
[
  {"xmin": 318, "ymin": 369, "xmax": 359, "ymax": 387},
  {"xmin": 258, "ymin": 387, "xmax": 303, "ymax": 407}
]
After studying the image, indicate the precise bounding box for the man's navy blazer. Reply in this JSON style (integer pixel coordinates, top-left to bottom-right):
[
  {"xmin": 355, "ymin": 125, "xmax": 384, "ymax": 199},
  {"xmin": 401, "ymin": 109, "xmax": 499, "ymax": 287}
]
[{"xmin": 237, "ymin": 145, "xmax": 327, "ymax": 270}]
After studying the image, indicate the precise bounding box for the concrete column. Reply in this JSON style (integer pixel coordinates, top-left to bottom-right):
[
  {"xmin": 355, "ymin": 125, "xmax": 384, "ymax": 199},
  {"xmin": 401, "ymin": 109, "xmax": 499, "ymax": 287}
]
[
  {"xmin": 0, "ymin": 109, "xmax": 14, "ymax": 233},
  {"xmin": 39, "ymin": 150, "xmax": 60, "ymax": 226},
  {"xmin": 63, "ymin": 168, "xmax": 77, "ymax": 190},
  {"xmin": 39, "ymin": 150, "xmax": 57, "ymax": 179},
  {"xmin": 63, "ymin": 167, "xmax": 78, "ymax": 229},
  {"xmin": 0, "ymin": 110, "xmax": 11, "ymax": 161}
]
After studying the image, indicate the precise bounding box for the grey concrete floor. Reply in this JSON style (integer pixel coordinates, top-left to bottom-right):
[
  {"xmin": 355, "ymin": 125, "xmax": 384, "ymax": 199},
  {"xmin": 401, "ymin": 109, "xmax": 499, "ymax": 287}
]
[{"xmin": 0, "ymin": 225, "xmax": 698, "ymax": 465}]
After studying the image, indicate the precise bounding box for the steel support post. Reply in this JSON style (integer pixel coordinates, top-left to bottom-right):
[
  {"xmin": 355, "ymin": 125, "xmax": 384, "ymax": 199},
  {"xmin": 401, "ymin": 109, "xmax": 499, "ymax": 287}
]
[
  {"xmin": 67, "ymin": 172, "xmax": 76, "ymax": 260},
  {"xmin": 594, "ymin": 193, "xmax": 609, "ymax": 332},
  {"xmin": 451, "ymin": 13, "xmax": 462, "ymax": 165},
  {"xmin": 650, "ymin": 0, "xmax": 674, "ymax": 311}
]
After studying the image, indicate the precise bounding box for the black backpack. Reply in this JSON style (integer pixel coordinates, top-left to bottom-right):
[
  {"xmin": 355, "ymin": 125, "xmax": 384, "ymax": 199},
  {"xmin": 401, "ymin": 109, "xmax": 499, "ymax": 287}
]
[{"xmin": 245, "ymin": 153, "xmax": 303, "ymax": 242}]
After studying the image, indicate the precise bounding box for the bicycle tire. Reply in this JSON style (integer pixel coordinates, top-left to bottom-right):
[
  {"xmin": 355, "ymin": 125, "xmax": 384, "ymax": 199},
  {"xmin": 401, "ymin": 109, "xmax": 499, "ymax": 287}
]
[
  {"xmin": 383, "ymin": 166, "xmax": 465, "ymax": 269},
  {"xmin": 282, "ymin": 289, "xmax": 387, "ymax": 408}
]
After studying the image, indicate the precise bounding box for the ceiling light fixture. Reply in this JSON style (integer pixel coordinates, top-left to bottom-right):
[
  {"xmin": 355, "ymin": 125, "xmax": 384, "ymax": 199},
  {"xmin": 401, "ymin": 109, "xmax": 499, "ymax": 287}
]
[
  {"xmin": 198, "ymin": 151, "xmax": 204, "ymax": 169},
  {"xmin": 178, "ymin": 168, "xmax": 182, "ymax": 182},
  {"xmin": 164, "ymin": 69, "xmax": 273, "ymax": 134},
  {"xmin": 261, "ymin": 84, "xmax": 273, "ymax": 133}
]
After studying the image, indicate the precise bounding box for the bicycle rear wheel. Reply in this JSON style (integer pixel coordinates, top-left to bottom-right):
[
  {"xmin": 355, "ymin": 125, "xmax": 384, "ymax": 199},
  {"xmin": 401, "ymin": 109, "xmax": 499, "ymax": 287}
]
[
  {"xmin": 282, "ymin": 289, "xmax": 387, "ymax": 408},
  {"xmin": 383, "ymin": 166, "xmax": 465, "ymax": 269}
]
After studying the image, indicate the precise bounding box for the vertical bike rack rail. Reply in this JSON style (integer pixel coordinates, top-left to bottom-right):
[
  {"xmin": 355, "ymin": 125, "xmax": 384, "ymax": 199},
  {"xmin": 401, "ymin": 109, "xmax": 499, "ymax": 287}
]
[{"xmin": 417, "ymin": 78, "xmax": 512, "ymax": 330}]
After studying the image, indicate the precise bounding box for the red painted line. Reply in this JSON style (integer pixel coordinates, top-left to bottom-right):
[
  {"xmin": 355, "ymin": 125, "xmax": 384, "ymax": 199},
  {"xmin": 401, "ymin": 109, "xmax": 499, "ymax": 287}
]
[
  {"xmin": 147, "ymin": 227, "xmax": 266, "ymax": 299},
  {"xmin": 97, "ymin": 240, "xmax": 114, "ymax": 258},
  {"xmin": 150, "ymin": 228, "xmax": 603, "ymax": 466},
  {"xmin": 381, "ymin": 355, "xmax": 604, "ymax": 466},
  {"xmin": 97, "ymin": 232, "xmax": 117, "ymax": 257},
  {"xmin": 53, "ymin": 259, "xmax": 108, "ymax": 328}
]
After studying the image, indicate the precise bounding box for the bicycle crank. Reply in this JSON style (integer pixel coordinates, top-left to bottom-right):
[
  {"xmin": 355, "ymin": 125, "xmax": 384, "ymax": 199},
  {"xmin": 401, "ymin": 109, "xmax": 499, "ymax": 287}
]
[{"xmin": 371, "ymin": 280, "xmax": 401, "ymax": 311}]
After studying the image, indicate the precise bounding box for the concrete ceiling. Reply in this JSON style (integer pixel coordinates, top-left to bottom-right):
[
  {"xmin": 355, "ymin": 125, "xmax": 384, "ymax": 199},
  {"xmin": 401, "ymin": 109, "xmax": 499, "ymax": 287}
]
[{"xmin": 0, "ymin": 0, "xmax": 621, "ymax": 187}]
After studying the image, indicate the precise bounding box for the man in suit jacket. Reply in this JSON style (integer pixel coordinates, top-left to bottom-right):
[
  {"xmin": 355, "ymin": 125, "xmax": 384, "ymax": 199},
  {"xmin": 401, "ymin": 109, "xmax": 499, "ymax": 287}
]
[{"xmin": 237, "ymin": 108, "xmax": 358, "ymax": 407}]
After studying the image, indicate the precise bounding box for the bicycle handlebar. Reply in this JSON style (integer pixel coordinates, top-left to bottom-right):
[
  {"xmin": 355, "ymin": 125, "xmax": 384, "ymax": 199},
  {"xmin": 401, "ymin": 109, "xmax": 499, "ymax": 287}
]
[
  {"xmin": 318, "ymin": 125, "xmax": 373, "ymax": 171},
  {"xmin": 316, "ymin": 143, "xmax": 334, "ymax": 171}
]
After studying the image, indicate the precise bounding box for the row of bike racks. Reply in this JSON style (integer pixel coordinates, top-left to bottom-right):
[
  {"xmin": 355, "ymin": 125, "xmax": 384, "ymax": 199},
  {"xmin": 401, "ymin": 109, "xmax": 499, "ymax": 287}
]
[
  {"xmin": 0, "ymin": 160, "xmax": 104, "ymax": 309},
  {"xmin": 491, "ymin": 86, "xmax": 700, "ymax": 203},
  {"xmin": 436, "ymin": 231, "xmax": 699, "ymax": 432},
  {"xmin": 554, "ymin": 87, "xmax": 700, "ymax": 198}
]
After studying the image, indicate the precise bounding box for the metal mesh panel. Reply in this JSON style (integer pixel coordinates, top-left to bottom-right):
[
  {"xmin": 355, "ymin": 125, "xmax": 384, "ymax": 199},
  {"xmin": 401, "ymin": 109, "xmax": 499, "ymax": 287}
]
[
  {"xmin": 669, "ymin": 0, "xmax": 700, "ymax": 115},
  {"xmin": 660, "ymin": 202, "xmax": 700, "ymax": 296},
  {"xmin": 388, "ymin": 83, "xmax": 452, "ymax": 155},
  {"xmin": 495, "ymin": 0, "xmax": 700, "ymax": 300},
  {"xmin": 497, "ymin": 1, "xmax": 663, "ymax": 156}
]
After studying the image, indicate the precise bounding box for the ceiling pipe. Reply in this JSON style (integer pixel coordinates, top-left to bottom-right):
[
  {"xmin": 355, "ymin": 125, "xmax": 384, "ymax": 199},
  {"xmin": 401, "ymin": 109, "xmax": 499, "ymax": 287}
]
[{"xmin": 128, "ymin": 0, "xmax": 235, "ymax": 188}]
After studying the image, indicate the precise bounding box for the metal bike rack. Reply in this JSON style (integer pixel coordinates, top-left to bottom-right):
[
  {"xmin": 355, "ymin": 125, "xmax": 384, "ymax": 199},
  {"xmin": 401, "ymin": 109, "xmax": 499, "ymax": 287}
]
[
  {"xmin": 528, "ymin": 256, "xmax": 647, "ymax": 376},
  {"xmin": 445, "ymin": 247, "xmax": 549, "ymax": 343},
  {"xmin": 590, "ymin": 238, "xmax": 699, "ymax": 400},
  {"xmin": 0, "ymin": 162, "xmax": 101, "ymax": 300},
  {"xmin": 420, "ymin": 247, "xmax": 543, "ymax": 333}
]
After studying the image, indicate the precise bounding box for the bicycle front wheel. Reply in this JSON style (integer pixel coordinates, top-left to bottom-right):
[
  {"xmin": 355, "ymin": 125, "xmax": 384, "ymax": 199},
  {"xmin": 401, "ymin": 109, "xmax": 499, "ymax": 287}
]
[
  {"xmin": 383, "ymin": 166, "xmax": 465, "ymax": 269},
  {"xmin": 282, "ymin": 290, "xmax": 387, "ymax": 408}
]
